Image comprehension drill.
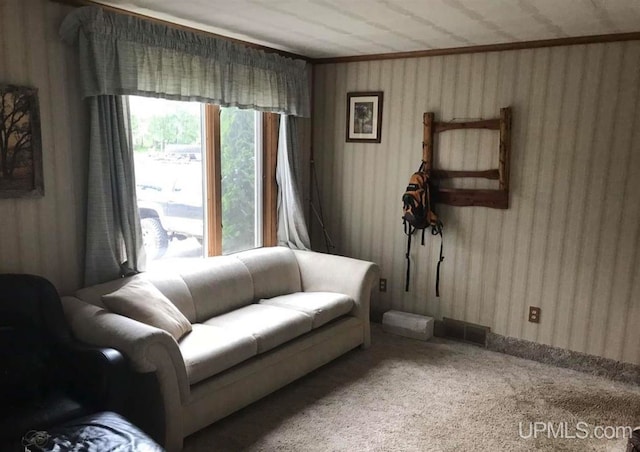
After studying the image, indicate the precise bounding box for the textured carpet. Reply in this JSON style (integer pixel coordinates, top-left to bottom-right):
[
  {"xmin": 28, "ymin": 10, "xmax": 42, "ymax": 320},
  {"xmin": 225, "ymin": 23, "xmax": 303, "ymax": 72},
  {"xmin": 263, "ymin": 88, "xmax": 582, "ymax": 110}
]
[{"xmin": 183, "ymin": 325, "xmax": 640, "ymax": 451}]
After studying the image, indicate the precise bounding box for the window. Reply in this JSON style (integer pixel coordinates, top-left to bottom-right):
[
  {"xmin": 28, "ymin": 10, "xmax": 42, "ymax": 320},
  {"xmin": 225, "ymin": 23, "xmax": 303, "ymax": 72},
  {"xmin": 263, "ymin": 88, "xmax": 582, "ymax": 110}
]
[
  {"xmin": 220, "ymin": 107, "xmax": 262, "ymax": 254},
  {"xmin": 131, "ymin": 97, "xmax": 204, "ymax": 264},
  {"xmin": 129, "ymin": 97, "xmax": 275, "ymax": 267}
]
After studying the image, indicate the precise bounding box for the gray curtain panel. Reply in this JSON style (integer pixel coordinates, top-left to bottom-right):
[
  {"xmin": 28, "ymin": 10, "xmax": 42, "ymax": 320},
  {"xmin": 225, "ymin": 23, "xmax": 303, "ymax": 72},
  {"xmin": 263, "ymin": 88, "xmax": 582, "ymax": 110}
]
[
  {"xmin": 59, "ymin": 6, "xmax": 310, "ymax": 117},
  {"xmin": 84, "ymin": 96, "xmax": 145, "ymax": 286},
  {"xmin": 277, "ymin": 115, "xmax": 311, "ymax": 250}
]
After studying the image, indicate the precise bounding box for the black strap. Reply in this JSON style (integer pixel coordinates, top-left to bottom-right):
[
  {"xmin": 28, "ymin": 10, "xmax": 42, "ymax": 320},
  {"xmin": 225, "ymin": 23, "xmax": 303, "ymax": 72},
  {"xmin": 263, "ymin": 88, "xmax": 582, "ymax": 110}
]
[
  {"xmin": 404, "ymin": 219, "xmax": 436, "ymax": 294},
  {"xmin": 405, "ymin": 224, "xmax": 413, "ymax": 292},
  {"xmin": 433, "ymin": 222, "xmax": 444, "ymax": 297}
]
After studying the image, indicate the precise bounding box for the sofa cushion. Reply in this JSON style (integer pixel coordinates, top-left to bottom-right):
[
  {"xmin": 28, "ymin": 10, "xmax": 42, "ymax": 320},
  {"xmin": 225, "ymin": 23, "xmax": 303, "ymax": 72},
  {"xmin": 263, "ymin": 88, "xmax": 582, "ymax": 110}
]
[
  {"xmin": 102, "ymin": 279, "xmax": 192, "ymax": 341},
  {"xmin": 204, "ymin": 304, "xmax": 312, "ymax": 353},
  {"xmin": 144, "ymin": 272, "xmax": 197, "ymax": 323},
  {"xmin": 259, "ymin": 292, "xmax": 354, "ymax": 329},
  {"xmin": 233, "ymin": 247, "xmax": 301, "ymax": 300},
  {"xmin": 178, "ymin": 256, "xmax": 254, "ymax": 322},
  {"xmin": 76, "ymin": 273, "xmax": 196, "ymax": 322},
  {"xmin": 179, "ymin": 324, "xmax": 257, "ymax": 385}
]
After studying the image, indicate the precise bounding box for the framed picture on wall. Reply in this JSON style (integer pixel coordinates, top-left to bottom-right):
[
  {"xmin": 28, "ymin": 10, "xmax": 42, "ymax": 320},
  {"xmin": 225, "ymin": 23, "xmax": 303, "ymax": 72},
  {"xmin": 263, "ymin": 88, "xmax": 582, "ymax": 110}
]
[
  {"xmin": 0, "ymin": 84, "xmax": 43, "ymax": 198},
  {"xmin": 346, "ymin": 91, "xmax": 383, "ymax": 143}
]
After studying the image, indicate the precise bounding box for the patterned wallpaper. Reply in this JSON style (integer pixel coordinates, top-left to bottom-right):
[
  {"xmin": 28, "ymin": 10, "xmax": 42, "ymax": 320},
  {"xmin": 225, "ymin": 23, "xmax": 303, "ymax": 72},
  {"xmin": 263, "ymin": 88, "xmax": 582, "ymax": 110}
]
[{"xmin": 312, "ymin": 41, "xmax": 640, "ymax": 365}]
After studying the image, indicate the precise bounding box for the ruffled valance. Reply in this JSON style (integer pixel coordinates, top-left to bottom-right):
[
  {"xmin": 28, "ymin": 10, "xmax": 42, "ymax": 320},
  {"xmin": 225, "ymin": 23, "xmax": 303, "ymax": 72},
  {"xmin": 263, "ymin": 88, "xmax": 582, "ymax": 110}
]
[{"xmin": 60, "ymin": 6, "xmax": 310, "ymax": 117}]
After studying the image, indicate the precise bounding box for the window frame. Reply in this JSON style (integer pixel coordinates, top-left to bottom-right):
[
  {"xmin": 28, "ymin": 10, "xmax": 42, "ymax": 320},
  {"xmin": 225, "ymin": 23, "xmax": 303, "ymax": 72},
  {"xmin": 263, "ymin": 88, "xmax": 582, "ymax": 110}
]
[
  {"xmin": 203, "ymin": 104, "xmax": 278, "ymax": 257},
  {"xmin": 262, "ymin": 112, "xmax": 279, "ymax": 249}
]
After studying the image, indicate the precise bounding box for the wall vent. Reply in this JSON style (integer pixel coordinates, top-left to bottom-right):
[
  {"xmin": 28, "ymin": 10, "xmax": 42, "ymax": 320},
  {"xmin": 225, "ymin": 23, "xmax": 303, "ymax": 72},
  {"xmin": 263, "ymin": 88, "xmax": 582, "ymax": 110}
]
[{"xmin": 439, "ymin": 318, "xmax": 490, "ymax": 347}]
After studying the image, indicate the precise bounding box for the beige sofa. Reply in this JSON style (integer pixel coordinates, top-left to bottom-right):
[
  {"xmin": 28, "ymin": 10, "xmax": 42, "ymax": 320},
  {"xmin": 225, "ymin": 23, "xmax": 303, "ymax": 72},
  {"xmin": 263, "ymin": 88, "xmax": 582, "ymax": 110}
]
[{"xmin": 61, "ymin": 247, "xmax": 378, "ymax": 451}]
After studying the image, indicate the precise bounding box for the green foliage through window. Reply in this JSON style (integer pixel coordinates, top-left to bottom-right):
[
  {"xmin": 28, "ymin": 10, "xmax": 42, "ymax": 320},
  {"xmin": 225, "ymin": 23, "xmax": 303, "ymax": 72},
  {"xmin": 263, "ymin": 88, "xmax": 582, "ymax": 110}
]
[{"xmin": 220, "ymin": 108, "xmax": 258, "ymax": 254}]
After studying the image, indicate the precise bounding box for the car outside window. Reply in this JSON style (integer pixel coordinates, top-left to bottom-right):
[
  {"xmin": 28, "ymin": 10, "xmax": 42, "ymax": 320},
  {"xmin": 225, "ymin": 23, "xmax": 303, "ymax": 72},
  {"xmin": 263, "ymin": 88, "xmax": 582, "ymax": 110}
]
[{"xmin": 129, "ymin": 96, "xmax": 263, "ymax": 266}]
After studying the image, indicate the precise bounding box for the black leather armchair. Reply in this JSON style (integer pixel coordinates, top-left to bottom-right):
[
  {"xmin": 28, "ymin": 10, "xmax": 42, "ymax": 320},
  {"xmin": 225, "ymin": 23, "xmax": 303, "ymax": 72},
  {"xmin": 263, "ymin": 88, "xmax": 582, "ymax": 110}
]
[
  {"xmin": 0, "ymin": 274, "xmax": 126, "ymax": 447},
  {"xmin": 629, "ymin": 429, "xmax": 640, "ymax": 452}
]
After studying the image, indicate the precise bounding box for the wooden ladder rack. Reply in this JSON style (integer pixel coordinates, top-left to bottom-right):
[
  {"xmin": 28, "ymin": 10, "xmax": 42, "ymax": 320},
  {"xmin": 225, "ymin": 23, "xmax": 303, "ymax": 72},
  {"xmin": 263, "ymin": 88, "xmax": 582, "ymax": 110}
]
[{"xmin": 422, "ymin": 107, "xmax": 512, "ymax": 209}]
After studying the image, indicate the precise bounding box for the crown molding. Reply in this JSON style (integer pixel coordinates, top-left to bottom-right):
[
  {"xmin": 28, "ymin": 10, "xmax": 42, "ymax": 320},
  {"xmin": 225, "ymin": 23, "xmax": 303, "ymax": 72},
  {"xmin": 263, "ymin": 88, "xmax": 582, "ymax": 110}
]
[{"xmin": 311, "ymin": 32, "xmax": 640, "ymax": 64}]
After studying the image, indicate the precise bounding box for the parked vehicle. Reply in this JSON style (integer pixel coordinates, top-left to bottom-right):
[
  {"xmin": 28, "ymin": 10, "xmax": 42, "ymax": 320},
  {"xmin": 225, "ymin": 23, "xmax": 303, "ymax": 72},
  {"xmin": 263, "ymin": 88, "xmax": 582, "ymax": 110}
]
[
  {"xmin": 136, "ymin": 162, "xmax": 204, "ymax": 259},
  {"xmin": 164, "ymin": 144, "xmax": 202, "ymax": 161}
]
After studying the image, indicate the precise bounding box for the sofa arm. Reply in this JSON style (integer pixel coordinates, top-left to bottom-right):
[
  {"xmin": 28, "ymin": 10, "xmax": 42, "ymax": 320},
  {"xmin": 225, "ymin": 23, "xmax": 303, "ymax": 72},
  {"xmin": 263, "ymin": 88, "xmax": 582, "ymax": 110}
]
[
  {"xmin": 292, "ymin": 250, "xmax": 379, "ymax": 347},
  {"xmin": 61, "ymin": 296, "xmax": 190, "ymax": 404}
]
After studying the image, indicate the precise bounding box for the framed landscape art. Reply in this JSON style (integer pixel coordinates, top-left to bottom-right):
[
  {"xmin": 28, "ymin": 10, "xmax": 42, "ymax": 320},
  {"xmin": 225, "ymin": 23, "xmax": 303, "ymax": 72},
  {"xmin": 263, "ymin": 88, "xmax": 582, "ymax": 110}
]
[
  {"xmin": 0, "ymin": 84, "xmax": 43, "ymax": 198},
  {"xmin": 346, "ymin": 91, "xmax": 383, "ymax": 143}
]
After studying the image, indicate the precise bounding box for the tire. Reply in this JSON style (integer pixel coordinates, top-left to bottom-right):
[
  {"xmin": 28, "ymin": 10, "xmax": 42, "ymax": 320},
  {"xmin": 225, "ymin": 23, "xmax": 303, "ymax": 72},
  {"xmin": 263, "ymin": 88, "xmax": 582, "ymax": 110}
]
[{"xmin": 141, "ymin": 217, "xmax": 169, "ymax": 260}]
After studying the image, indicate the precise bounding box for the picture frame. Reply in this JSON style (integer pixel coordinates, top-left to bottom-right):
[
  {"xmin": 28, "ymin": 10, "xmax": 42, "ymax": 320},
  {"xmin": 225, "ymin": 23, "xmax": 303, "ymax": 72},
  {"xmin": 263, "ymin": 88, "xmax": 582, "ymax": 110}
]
[
  {"xmin": 0, "ymin": 84, "xmax": 43, "ymax": 198},
  {"xmin": 346, "ymin": 91, "xmax": 383, "ymax": 143}
]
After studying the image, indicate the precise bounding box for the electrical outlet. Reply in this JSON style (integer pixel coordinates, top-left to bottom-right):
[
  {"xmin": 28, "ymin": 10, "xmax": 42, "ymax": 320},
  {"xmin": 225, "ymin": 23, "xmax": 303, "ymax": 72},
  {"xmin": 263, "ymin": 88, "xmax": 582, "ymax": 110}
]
[
  {"xmin": 379, "ymin": 278, "xmax": 387, "ymax": 292},
  {"xmin": 528, "ymin": 306, "xmax": 541, "ymax": 323}
]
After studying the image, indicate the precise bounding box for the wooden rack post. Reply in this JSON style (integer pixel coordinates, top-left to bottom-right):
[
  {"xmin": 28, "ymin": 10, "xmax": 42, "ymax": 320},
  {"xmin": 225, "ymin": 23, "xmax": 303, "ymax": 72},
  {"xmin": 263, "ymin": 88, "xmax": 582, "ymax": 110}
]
[
  {"xmin": 423, "ymin": 107, "xmax": 512, "ymax": 209},
  {"xmin": 498, "ymin": 107, "xmax": 512, "ymax": 192},
  {"xmin": 422, "ymin": 112, "xmax": 434, "ymax": 170}
]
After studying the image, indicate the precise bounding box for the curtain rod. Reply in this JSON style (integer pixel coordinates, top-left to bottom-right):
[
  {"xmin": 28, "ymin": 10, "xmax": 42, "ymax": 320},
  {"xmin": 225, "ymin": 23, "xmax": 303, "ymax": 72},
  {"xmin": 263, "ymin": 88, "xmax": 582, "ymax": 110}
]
[{"xmin": 50, "ymin": 0, "xmax": 311, "ymax": 62}]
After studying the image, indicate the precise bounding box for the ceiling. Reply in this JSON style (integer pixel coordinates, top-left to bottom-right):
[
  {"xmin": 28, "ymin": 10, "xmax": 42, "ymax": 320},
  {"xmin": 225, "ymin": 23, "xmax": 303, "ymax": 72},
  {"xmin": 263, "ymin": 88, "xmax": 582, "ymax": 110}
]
[{"xmin": 95, "ymin": 0, "xmax": 640, "ymax": 59}]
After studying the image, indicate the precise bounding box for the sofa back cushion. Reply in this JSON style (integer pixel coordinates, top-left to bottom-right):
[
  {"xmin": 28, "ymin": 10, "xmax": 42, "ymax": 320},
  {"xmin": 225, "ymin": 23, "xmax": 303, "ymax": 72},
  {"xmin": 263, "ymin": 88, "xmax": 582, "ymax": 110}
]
[
  {"xmin": 233, "ymin": 247, "xmax": 301, "ymax": 301},
  {"xmin": 75, "ymin": 272, "xmax": 197, "ymax": 323},
  {"xmin": 179, "ymin": 256, "xmax": 254, "ymax": 322},
  {"xmin": 145, "ymin": 272, "xmax": 197, "ymax": 322}
]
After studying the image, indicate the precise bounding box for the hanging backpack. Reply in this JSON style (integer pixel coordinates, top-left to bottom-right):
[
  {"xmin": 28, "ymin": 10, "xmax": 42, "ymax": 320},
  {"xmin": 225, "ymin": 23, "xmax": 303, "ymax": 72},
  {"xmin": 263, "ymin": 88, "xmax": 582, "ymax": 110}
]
[{"xmin": 402, "ymin": 162, "xmax": 444, "ymax": 295}]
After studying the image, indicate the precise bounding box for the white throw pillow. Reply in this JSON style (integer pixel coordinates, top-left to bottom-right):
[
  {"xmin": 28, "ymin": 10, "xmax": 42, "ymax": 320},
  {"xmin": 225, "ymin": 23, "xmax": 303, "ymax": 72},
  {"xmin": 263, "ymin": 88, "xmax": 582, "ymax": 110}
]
[{"xmin": 102, "ymin": 279, "xmax": 192, "ymax": 341}]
